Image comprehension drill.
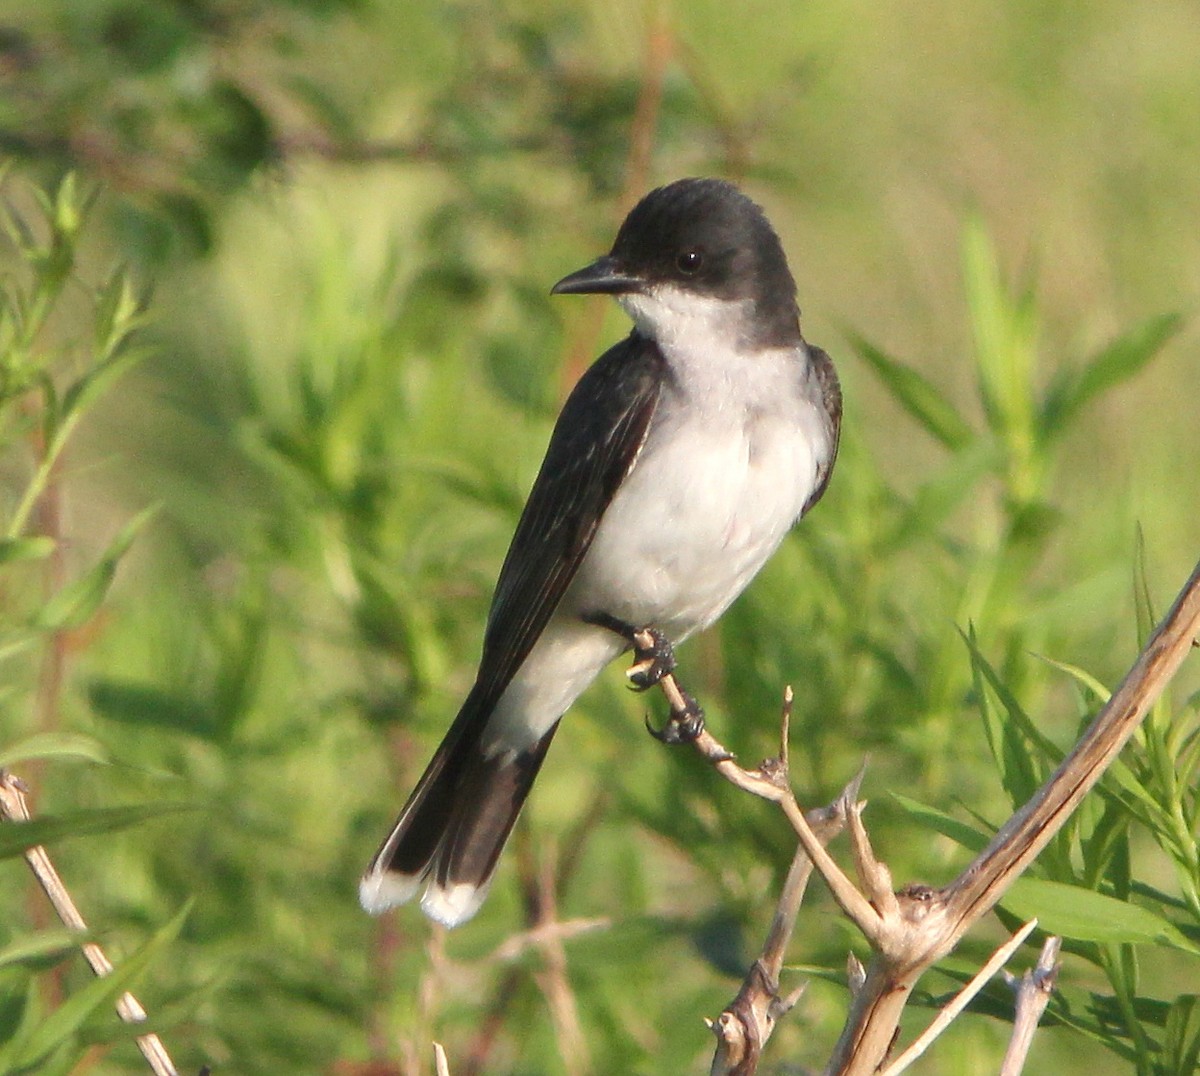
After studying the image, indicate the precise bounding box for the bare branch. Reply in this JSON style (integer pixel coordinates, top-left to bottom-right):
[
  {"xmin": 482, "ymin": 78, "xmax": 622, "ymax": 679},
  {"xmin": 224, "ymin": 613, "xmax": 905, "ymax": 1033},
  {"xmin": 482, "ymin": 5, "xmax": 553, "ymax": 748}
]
[
  {"xmin": 637, "ymin": 632, "xmax": 884, "ymax": 940},
  {"xmin": 828, "ymin": 556, "xmax": 1200, "ymax": 1075},
  {"xmin": 657, "ymin": 684, "xmax": 862, "ymax": 1075},
  {"xmin": 847, "ymin": 799, "xmax": 899, "ymax": 920},
  {"xmin": 461, "ymin": 793, "xmax": 610, "ymax": 1075},
  {"xmin": 0, "ymin": 771, "xmax": 182, "ymax": 1076},
  {"xmin": 489, "ymin": 917, "xmax": 611, "ymax": 964},
  {"xmin": 999, "ymin": 935, "xmax": 1063, "ymax": 1076},
  {"xmin": 879, "ymin": 918, "xmax": 1040, "ymax": 1076},
  {"xmin": 641, "ymin": 555, "xmax": 1200, "ymax": 1076},
  {"xmin": 529, "ymin": 839, "xmax": 592, "ymax": 1076}
]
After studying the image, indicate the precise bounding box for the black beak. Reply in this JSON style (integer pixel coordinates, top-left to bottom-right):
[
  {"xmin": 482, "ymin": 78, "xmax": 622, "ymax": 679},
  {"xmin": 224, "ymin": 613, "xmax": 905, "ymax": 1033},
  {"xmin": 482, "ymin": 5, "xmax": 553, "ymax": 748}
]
[{"xmin": 551, "ymin": 255, "xmax": 642, "ymax": 296}]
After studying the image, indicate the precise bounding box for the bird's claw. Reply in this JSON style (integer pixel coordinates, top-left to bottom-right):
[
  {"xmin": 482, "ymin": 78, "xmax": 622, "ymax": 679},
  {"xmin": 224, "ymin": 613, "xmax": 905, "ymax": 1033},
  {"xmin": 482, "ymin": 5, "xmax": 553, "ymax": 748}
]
[
  {"xmin": 644, "ymin": 689, "xmax": 706, "ymax": 744},
  {"xmin": 584, "ymin": 614, "xmax": 698, "ymax": 737},
  {"xmin": 626, "ymin": 626, "xmax": 677, "ymax": 691}
]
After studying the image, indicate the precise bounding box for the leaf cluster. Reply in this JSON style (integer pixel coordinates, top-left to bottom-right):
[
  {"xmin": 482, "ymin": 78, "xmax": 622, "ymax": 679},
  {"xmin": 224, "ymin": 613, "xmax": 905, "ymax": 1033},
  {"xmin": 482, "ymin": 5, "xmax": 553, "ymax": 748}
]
[{"xmin": 0, "ymin": 173, "xmax": 192, "ymax": 1074}]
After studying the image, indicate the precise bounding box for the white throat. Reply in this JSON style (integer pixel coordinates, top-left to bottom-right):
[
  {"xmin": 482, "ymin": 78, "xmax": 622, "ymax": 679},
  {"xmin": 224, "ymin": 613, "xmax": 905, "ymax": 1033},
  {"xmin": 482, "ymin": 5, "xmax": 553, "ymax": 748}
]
[{"xmin": 618, "ymin": 285, "xmax": 757, "ymax": 360}]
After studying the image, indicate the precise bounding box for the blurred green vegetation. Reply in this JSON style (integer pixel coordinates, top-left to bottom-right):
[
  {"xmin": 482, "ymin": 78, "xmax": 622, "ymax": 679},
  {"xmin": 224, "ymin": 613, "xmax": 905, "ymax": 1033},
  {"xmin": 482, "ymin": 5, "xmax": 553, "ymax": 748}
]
[{"xmin": 1, "ymin": 1, "xmax": 1199, "ymax": 1073}]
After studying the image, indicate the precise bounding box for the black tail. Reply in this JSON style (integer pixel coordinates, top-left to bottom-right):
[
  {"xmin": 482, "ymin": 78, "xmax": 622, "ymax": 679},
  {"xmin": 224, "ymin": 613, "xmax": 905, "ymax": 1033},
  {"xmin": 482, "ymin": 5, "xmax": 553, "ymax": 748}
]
[{"xmin": 360, "ymin": 690, "xmax": 558, "ymax": 926}]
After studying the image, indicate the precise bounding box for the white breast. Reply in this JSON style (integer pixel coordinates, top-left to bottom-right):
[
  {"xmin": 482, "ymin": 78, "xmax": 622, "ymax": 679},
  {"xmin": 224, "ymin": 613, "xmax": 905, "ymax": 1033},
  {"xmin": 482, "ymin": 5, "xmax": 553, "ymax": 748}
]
[
  {"xmin": 565, "ymin": 285, "xmax": 831, "ymax": 639},
  {"xmin": 481, "ymin": 284, "xmax": 833, "ymax": 755}
]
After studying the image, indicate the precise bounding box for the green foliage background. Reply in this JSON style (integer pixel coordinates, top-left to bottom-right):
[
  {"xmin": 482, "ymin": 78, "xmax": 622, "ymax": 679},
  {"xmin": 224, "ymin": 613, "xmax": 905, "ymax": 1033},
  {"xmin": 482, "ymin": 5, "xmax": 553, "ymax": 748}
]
[{"xmin": 1, "ymin": 1, "xmax": 1199, "ymax": 1073}]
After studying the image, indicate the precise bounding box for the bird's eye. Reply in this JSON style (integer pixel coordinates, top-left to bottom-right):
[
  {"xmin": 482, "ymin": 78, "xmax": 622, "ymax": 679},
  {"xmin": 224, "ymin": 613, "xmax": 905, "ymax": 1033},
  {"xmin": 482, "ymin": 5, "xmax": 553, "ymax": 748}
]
[{"xmin": 675, "ymin": 249, "xmax": 703, "ymax": 274}]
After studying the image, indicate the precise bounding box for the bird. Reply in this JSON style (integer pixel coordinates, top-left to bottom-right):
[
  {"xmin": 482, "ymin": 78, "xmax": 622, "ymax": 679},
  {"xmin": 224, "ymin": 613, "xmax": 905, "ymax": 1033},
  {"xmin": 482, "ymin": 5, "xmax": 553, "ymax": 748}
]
[{"xmin": 360, "ymin": 177, "xmax": 841, "ymax": 927}]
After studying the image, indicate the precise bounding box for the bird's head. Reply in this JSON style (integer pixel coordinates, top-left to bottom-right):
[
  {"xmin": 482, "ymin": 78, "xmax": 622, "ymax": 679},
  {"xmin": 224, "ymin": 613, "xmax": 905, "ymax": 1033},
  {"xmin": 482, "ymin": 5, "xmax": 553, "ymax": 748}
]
[{"xmin": 552, "ymin": 178, "xmax": 801, "ymax": 350}]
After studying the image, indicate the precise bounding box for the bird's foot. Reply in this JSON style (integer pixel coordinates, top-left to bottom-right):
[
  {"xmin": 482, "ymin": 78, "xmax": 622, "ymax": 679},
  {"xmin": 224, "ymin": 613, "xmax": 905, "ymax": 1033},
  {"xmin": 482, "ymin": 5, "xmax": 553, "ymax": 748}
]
[
  {"xmin": 625, "ymin": 626, "xmax": 677, "ymax": 691},
  {"xmin": 583, "ymin": 613, "xmax": 678, "ymax": 691},
  {"xmin": 645, "ymin": 689, "xmax": 706, "ymax": 745},
  {"xmin": 583, "ymin": 612, "xmax": 699, "ymax": 740}
]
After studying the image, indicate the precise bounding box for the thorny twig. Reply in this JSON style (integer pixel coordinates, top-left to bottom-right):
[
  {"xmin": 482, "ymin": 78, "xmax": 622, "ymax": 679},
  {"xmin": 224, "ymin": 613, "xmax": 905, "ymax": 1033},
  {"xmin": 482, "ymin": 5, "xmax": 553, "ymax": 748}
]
[{"xmin": 706, "ymin": 773, "xmax": 861, "ymax": 1076}]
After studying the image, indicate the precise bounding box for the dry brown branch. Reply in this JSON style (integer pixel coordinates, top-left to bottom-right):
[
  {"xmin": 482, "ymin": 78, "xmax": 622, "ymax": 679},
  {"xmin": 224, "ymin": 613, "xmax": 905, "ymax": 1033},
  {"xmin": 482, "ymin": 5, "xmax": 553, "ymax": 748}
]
[
  {"xmin": 628, "ymin": 673, "xmax": 861, "ymax": 1074},
  {"xmin": 0, "ymin": 771, "xmax": 182, "ymax": 1076},
  {"xmin": 646, "ymin": 654, "xmax": 883, "ymax": 938},
  {"xmin": 879, "ymin": 918, "xmax": 1039, "ymax": 1076},
  {"xmin": 826, "ymin": 557, "xmax": 1200, "ymax": 1076},
  {"xmin": 999, "ymin": 935, "xmax": 1063, "ymax": 1076},
  {"xmin": 706, "ymin": 775, "xmax": 860, "ymax": 1076},
  {"xmin": 644, "ymin": 555, "xmax": 1200, "ymax": 1075},
  {"xmin": 489, "ymin": 917, "xmax": 611, "ymax": 964}
]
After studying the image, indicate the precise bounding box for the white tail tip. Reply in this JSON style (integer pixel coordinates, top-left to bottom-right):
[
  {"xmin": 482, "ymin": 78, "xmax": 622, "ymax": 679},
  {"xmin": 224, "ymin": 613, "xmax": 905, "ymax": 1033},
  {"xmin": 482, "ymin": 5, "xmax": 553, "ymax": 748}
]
[
  {"xmin": 420, "ymin": 880, "xmax": 489, "ymax": 927},
  {"xmin": 359, "ymin": 869, "xmax": 421, "ymax": 915}
]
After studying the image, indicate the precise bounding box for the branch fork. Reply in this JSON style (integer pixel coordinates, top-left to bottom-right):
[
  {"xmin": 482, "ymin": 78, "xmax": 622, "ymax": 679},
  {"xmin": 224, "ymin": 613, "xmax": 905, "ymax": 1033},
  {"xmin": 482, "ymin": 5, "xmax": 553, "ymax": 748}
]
[{"xmin": 630, "ymin": 555, "xmax": 1200, "ymax": 1075}]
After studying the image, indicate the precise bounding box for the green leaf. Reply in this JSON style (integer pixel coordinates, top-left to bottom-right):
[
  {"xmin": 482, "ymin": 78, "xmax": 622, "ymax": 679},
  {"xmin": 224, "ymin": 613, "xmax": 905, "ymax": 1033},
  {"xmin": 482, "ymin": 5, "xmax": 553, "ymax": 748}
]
[
  {"xmin": 33, "ymin": 506, "xmax": 158, "ymax": 632},
  {"xmin": 1100, "ymin": 757, "xmax": 1167, "ymax": 822},
  {"xmin": 1003, "ymin": 879, "xmax": 1200, "ymax": 953},
  {"xmin": 1038, "ymin": 981, "xmax": 1141, "ymax": 1058},
  {"xmin": 92, "ymin": 267, "xmax": 145, "ymax": 359},
  {"xmin": 1079, "ymin": 798, "xmax": 1133, "ymax": 895},
  {"xmin": 0, "ymin": 979, "xmax": 37, "ymax": 1059},
  {"xmin": 1106, "ymin": 939, "xmax": 1142, "ymax": 1016},
  {"xmin": 58, "ymin": 342, "xmax": 151, "ymax": 433},
  {"xmin": 1133, "ymin": 527, "xmax": 1158, "ymax": 645},
  {"xmin": 889, "ymin": 792, "xmax": 993, "ymax": 853},
  {"xmin": 0, "ymin": 803, "xmax": 194, "ymax": 860},
  {"xmin": 6, "ymin": 902, "xmax": 190, "ymax": 1072},
  {"xmin": 881, "ymin": 439, "xmax": 1000, "ymax": 552},
  {"xmin": 0, "ymin": 732, "xmax": 108, "ymax": 768},
  {"xmin": 0, "ymin": 931, "xmax": 87, "ymax": 972},
  {"xmin": 52, "ymin": 173, "xmax": 83, "ymax": 241},
  {"xmin": 1040, "ymin": 313, "xmax": 1181, "ymax": 442},
  {"xmin": 1033, "ymin": 654, "xmax": 1111, "ymax": 704},
  {"xmin": 964, "ymin": 630, "xmax": 1066, "ymax": 762},
  {"xmin": 849, "ymin": 334, "xmax": 975, "ymax": 450},
  {"xmin": 0, "ymin": 537, "xmax": 55, "ymax": 566},
  {"xmin": 1163, "ymin": 994, "xmax": 1200, "ymax": 1076},
  {"xmin": 963, "ymin": 626, "xmax": 1048, "ymax": 805},
  {"xmin": 88, "ymin": 680, "xmax": 217, "ymax": 738},
  {"xmin": 962, "ymin": 220, "xmax": 1038, "ymax": 432},
  {"xmin": 968, "ymin": 624, "xmax": 1012, "ymax": 786}
]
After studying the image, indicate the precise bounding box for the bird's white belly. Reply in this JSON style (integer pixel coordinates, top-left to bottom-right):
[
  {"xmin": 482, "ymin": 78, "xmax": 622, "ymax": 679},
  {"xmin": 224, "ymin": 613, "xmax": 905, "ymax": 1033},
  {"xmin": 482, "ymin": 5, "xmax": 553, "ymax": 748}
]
[
  {"xmin": 484, "ymin": 336, "xmax": 831, "ymax": 756},
  {"xmin": 567, "ymin": 404, "xmax": 819, "ymax": 638},
  {"xmin": 482, "ymin": 408, "xmax": 817, "ymax": 757}
]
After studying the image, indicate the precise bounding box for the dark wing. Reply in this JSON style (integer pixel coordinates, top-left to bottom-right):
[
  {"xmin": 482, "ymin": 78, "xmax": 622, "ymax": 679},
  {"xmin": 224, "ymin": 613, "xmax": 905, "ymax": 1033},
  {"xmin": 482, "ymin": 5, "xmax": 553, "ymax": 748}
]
[
  {"xmin": 473, "ymin": 333, "xmax": 667, "ymax": 706},
  {"xmin": 801, "ymin": 344, "xmax": 842, "ymax": 516}
]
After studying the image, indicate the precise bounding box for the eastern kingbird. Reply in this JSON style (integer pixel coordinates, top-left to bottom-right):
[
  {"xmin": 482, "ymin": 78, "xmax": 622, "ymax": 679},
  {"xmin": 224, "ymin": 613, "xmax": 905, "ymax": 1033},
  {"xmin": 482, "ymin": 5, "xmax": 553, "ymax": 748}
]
[{"xmin": 360, "ymin": 177, "xmax": 841, "ymax": 927}]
